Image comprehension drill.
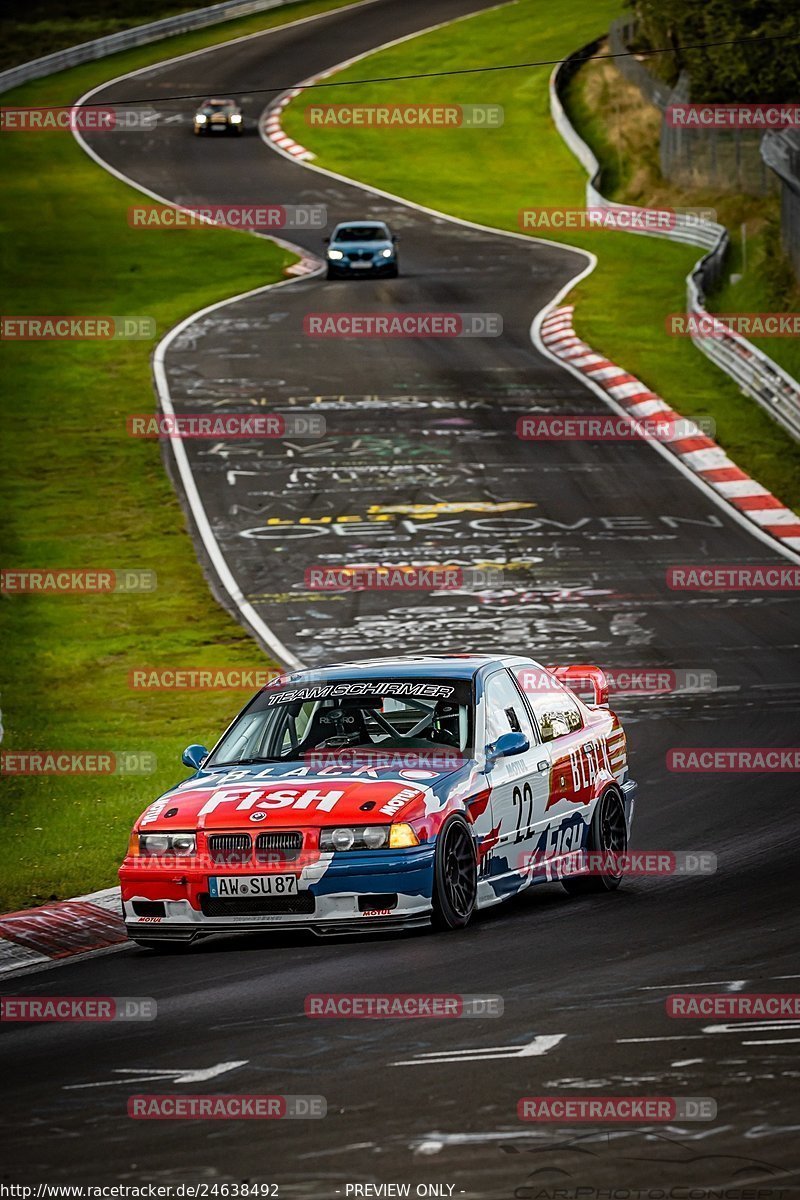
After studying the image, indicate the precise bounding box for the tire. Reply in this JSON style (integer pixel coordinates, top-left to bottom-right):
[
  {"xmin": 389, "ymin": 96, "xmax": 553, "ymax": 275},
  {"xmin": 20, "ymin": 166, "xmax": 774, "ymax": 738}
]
[
  {"xmin": 431, "ymin": 815, "xmax": 477, "ymax": 930},
  {"xmin": 326, "ymin": 267, "xmax": 339, "ymax": 280},
  {"xmin": 386, "ymin": 265, "xmax": 398, "ymax": 278},
  {"xmin": 562, "ymin": 787, "xmax": 627, "ymax": 895}
]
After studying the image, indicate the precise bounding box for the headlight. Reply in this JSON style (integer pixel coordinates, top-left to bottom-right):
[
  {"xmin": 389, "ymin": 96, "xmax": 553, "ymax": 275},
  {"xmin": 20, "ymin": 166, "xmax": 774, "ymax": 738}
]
[
  {"xmin": 195, "ymin": 114, "xmax": 207, "ymax": 124},
  {"xmin": 320, "ymin": 825, "xmax": 388, "ymax": 851},
  {"xmin": 137, "ymin": 832, "xmax": 196, "ymax": 856},
  {"xmin": 319, "ymin": 824, "xmax": 419, "ymax": 851},
  {"xmin": 381, "ymin": 248, "xmax": 393, "ymax": 258},
  {"xmin": 327, "ymin": 249, "xmax": 344, "ymax": 260},
  {"xmin": 229, "ymin": 114, "xmax": 242, "ymax": 123}
]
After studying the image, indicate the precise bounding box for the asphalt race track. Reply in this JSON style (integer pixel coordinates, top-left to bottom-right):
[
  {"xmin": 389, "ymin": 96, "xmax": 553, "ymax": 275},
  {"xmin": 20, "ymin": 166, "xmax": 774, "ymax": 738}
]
[{"xmin": 1, "ymin": 0, "xmax": 798, "ymax": 1192}]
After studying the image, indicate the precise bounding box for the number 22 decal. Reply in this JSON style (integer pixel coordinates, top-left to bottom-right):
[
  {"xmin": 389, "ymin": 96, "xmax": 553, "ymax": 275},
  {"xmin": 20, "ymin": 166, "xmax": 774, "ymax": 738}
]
[{"xmin": 512, "ymin": 782, "xmax": 533, "ymax": 843}]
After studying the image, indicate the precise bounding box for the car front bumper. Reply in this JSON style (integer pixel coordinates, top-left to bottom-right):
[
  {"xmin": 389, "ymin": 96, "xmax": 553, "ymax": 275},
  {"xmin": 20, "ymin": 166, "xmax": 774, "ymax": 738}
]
[
  {"xmin": 328, "ymin": 258, "xmax": 396, "ymax": 273},
  {"xmin": 120, "ymin": 843, "xmax": 435, "ymax": 939}
]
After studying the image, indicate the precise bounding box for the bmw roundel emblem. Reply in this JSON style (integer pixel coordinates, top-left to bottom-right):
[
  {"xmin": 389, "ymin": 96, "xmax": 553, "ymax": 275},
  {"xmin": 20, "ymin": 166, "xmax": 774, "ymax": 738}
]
[{"xmin": 249, "ymin": 811, "xmax": 268, "ymax": 822}]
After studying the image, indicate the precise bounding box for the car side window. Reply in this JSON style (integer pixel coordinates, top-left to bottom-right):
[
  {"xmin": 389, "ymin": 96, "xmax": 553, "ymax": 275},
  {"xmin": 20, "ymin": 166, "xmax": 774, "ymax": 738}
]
[
  {"xmin": 526, "ymin": 687, "xmax": 583, "ymax": 743},
  {"xmin": 484, "ymin": 671, "xmax": 535, "ymax": 746}
]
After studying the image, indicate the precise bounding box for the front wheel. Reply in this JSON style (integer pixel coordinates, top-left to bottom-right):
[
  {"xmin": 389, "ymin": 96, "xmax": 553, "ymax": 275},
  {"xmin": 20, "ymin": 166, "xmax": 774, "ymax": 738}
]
[
  {"xmin": 431, "ymin": 815, "xmax": 477, "ymax": 930},
  {"xmin": 562, "ymin": 787, "xmax": 627, "ymax": 895}
]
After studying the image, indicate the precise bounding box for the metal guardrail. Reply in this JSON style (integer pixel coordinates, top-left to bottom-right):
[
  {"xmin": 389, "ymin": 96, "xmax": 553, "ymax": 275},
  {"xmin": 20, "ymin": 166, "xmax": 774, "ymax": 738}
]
[
  {"xmin": 0, "ymin": 0, "xmax": 297, "ymax": 96},
  {"xmin": 549, "ymin": 41, "xmax": 800, "ymax": 444}
]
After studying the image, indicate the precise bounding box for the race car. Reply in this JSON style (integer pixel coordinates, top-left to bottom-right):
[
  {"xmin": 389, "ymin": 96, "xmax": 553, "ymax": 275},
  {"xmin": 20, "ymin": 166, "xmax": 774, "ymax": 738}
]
[
  {"xmin": 193, "ymin": 97, "xmax": 243, "ymax": 135},
  {"xmin": 119, "ymin": 655, "xmax": 636, "ymax": 946},
  {"xmin": 324, "ymin": 220, "xmax": 399, "ymax": 278}
]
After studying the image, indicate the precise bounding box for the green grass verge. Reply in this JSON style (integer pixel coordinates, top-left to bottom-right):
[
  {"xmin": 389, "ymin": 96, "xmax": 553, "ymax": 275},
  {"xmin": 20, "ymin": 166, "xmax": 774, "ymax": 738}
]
[
  {"xmin": 282, "ymin": 0, "xmax": 800, "ymax": 511},
  {"xmin": 562, "ymin": 48, "xmax": 800, "ymax": 384},
  {"xmin": 0, "ymin": 0, "xmax": 357, "ymax": 912}
]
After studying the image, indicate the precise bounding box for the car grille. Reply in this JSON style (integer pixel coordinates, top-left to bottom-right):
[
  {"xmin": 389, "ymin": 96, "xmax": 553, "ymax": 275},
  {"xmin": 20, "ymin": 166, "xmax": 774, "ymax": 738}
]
[
  {"xmin": 199, "ymin": 892, "xmax": 315, "ymax": 917},
  {"xmin": 207, "ymin": 833, "xmax": 251, "ymax": 864},
  {"xmin": 256, "ymin": 835, "xmax": 303, "ymax": 854},
  {"xmin": 348, "ymin": 251, "xmax": 373, "ymax": 262}
]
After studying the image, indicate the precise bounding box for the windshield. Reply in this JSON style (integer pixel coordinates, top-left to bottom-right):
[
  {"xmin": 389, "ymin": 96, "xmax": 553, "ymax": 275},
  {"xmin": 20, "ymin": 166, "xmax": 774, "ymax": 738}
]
[
  {"xmin": 207, "ymin": 678, "xmax": 473, "ymax": 767},
  {"xmin": 334, "ymin": 225, "xmax": 389, "ymax": 242}
]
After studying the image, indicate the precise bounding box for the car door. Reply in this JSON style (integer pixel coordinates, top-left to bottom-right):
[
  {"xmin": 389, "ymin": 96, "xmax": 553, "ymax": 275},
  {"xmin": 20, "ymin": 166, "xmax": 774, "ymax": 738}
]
[
  {"xmin": 522, "ymin": 683, "xmax": 598, "ymax": 865},
  {"xmin": 479, "ymin": 668, "xmax": 552, "ymax": 893}
]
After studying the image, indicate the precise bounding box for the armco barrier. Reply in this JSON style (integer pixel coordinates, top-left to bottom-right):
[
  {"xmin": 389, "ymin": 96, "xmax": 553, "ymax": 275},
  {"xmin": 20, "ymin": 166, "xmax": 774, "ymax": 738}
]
[
  {"xmin": 550, "ymin": 41, "xmax": 800, "ymax": 444},
  {"xmin": 0, "ymin": 0, "xmax": 302, "ymax": 95}
]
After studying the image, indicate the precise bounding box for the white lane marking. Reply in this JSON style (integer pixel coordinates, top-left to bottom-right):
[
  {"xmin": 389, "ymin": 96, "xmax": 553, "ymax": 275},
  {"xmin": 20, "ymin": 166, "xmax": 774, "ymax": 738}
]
[
  {"xmin": 741, "ymin": 1039, "xmax": 800, "ymax": 1046},
  {"xmin": 64, "ymin": 1060, "xmax": 248, "ymax": 1089},
  {"xmin": 618, "ymin": 1036, "xmax": 704, "ymax": 1043},
  {"xmin": 259, "ymin": 0, "xmax": 515, "ymax": 161},
  {"xmin": 532, "ymin": 320, "xmax": 800, "ymax": 566},
  {"xmin": 703, "ymin": 1021, "xmax": 800, "ymax": 1034},
  {"xmin": 672, "ymin": 1059, "xmax": 704, "ymax": 1066},
  {"xmin": 71, "ymin": 7, "xmax": 409, "ymax": 667},
  {"xmin": 261, "ymin": 30, "xmax": 800, "ymax": 566},
  {"xmin": 638, "ymin": 980, "xmax": 749, "ymax": 990},
  {"xmin": 393, "ymin": 1034, "xmax": 565, "ymax": 1066}
]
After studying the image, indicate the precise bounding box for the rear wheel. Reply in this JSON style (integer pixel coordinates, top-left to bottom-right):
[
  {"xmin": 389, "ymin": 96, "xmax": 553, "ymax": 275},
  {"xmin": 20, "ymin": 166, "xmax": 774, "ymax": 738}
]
[
  {"xmin": 562, "ymin": 788, "xmax": 627, "ymax": 895},
  {"xmin": 431, "ymin": 815, "xmax": 477, "ymax": 930}
]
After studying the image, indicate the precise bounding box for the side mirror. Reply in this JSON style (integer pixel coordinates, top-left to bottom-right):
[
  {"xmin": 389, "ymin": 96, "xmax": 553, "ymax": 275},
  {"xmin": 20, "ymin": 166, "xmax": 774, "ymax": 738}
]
[
  {"xmin": 182, "ymin": 744, "xmax": 208, "ymax": 770},
  {"xmin": 486, "ymin": 731, "xmax": 529, "ymax": 763},
  {"xmin": 392, "ymin": 235, "xmax": 398, "ymax": 243},
  {"xmin": 323, "ymin": 236, "xmax": 330, "ymax": 243}
]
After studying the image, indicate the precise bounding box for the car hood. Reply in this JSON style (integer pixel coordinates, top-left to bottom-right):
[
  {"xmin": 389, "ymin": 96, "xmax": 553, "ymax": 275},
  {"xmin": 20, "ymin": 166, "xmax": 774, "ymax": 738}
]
[{"xmin": 135, "ymin": 759, "xmax": 471, "ymax": 831}]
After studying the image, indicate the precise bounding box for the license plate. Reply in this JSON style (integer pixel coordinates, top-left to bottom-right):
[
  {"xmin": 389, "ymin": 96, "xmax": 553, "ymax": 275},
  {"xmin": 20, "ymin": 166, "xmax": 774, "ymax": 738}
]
[
  {"xmin": 208, "ymin": 875, "xmax": 297, "ymax": 897},
  {"xmin": 351, "ymin": 261, "xmax": 372, "ymax": 269}
]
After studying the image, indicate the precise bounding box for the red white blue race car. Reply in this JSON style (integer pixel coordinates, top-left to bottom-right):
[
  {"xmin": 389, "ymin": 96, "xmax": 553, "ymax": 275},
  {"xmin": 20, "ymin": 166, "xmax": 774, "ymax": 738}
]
[{"xmin": 119, "ymin": 655, "xmax": 636, "ymax": 945}]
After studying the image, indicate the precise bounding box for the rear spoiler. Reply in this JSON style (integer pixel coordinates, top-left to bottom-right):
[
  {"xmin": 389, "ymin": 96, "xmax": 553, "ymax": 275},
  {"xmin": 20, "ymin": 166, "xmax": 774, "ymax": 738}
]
[{"xmin": 546, "ymin": 664, "xmax": 609, "ymax": 708}]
